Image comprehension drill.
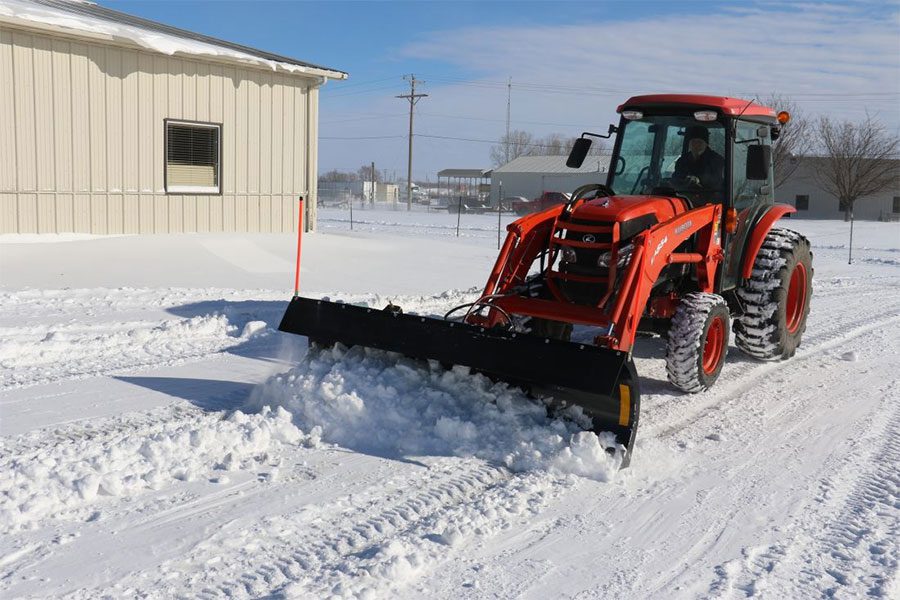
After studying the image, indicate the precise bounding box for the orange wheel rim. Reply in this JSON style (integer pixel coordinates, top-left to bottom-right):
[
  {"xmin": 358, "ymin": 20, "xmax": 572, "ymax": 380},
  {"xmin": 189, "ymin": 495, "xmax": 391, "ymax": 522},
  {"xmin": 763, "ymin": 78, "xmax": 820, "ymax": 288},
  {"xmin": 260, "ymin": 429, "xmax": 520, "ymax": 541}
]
[
  {"xmin": 702, "ymin": 316, "xmax": 726, "ymax": 375},
  {"xmin": 786, "ymin": 263, "xmax": 808, "ymax": 334}
]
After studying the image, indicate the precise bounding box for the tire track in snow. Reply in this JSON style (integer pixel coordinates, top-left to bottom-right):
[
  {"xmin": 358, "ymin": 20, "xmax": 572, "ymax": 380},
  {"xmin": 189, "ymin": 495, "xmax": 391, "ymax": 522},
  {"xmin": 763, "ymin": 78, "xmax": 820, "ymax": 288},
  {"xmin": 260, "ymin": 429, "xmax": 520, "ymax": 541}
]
[
  {"xmin": 758, "ymin": 408, "xmax": 900, "ymax": 598},
  {"xmin": 1, "ymin": 404, "xmax": 198, "ymax": 455},
  {"xmin": 703, "ymin": 397, "xmax": 899, "ymax": 599},
  {"xmin": 624, "ymin": 309, "xmax": 899, "ymax": 598},
  {"xmin": 643, "ymin": 300, "xmax": 900, "ymax": 442},
  {"xmin": 107, "ymin": 460, "xmax": 562, "ymax": 599}
]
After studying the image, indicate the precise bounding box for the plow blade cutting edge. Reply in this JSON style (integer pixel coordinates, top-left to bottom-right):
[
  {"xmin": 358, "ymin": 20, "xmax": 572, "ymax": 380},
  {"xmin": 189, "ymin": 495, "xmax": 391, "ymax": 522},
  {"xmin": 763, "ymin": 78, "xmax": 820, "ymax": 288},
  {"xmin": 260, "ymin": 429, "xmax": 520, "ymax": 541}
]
[{"xmin": 278, "ymin": 296, "xmax": 641, "ymax": 467}]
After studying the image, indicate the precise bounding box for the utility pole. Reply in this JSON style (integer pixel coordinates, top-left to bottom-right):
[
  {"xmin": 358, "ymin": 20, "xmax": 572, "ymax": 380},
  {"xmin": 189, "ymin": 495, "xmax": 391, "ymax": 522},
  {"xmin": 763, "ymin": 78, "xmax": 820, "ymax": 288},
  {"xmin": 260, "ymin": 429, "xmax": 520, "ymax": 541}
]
[
  {"xmin": 397, "ymin": 74, "xmax": 428, "ymax": 210},
  {"xmin": 371, "ymin": 161, "xmax": 375, "ymax": 206},
  {"xmin": 505, "ymin": 77, "xmax": 511, "ymax": 164}
]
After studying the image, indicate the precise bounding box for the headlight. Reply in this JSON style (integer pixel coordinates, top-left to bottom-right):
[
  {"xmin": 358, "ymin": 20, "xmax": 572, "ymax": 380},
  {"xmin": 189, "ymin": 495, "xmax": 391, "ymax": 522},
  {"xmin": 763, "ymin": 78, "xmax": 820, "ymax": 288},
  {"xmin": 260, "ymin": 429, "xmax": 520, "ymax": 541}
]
[
  {"xmin": 597, "ymin": 243, "xmax": 634, "ymax": 268},
  {"xmin": 561, "ymin": 247, "xmax": 577, "ymax": 263}
]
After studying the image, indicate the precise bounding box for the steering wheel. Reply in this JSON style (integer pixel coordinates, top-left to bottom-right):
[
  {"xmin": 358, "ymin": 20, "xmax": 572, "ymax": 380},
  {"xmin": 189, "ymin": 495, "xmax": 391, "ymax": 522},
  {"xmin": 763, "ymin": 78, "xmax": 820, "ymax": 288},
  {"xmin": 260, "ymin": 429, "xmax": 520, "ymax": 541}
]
[
  {"xmin": 562, "ymin": 183, "xmax": 613, "ymax": 216},
  {"xmin": 630, "ymin": 166, "xmax": 650, "ymax": 194}
]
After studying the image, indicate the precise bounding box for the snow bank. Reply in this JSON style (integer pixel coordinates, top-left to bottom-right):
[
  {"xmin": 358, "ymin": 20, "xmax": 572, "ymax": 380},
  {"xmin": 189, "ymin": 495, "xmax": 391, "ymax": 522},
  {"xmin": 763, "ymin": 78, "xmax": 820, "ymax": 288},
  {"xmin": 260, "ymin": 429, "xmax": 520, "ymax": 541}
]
[
  {"xmin": 246, "ymin": 344, "xmax": 623, "ymax": 480},
  {"xmin": 0, "ymin": 313, "xmax": 267, "ymax": 388},
  {"xmin": 0, "ymin": 233, "xmax": 131, "ymax": 244},
  {"xmin": 0, "ymin": 407, "xmax": 304, "ymax": 532}
]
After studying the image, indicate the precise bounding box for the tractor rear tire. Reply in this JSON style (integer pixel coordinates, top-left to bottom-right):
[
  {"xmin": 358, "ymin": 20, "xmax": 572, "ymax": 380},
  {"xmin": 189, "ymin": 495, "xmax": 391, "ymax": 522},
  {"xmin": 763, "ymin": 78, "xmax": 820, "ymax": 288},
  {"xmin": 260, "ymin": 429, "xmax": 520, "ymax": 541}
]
[
  {"xmin": 735, "ymin": 228, "xmax": 813, "ymax": 360},
  {"xmin": 666, "ymin": 293, "xmax": 731, "ymax": 393}
]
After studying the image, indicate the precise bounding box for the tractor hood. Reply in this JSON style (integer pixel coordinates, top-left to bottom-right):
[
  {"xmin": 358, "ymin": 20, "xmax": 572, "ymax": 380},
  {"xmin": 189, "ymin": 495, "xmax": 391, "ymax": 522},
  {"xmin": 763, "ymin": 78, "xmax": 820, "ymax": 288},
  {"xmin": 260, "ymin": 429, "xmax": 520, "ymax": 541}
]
[
  {"xmin": 572, "ymin": 194, "xmax": 687, "ymax": 224},
  {"xmin": 566, "ymin": 194, "xmax": 689, "ymax": 242}
]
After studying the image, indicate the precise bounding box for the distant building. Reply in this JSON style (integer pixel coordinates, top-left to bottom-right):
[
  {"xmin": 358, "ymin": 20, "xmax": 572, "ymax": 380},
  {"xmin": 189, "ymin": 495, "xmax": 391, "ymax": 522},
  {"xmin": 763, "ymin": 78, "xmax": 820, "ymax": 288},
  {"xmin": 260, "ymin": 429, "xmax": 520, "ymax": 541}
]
[
  {"xmin": 491, "ymin": 155, "xmax": 610, "ymax": 205},
  {"xmin": 776, "ymin": 157, "xmax": 900, "ymax": 221},
  {"xmin": 318, "ymin": 181, "xmax": 399, "ymax": 205},
  {"xmin": 1, "ymin": 0, "xmax": 347, "ymax": 234},
  {"xmin": 375, "ymin": 183, "xmax": 399, "ymax": 203},
  {"xmin": 436, "ymin": 168, "xmax": 492, "ymax": 205}
]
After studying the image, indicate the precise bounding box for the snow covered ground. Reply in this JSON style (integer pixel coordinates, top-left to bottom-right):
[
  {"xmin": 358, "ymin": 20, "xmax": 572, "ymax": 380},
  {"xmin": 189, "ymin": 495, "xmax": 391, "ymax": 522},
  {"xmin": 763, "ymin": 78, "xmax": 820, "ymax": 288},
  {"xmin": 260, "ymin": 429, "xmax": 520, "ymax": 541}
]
[{"xmin": 1, "ymin": 208, "xmax": 898, "ymax": 599}]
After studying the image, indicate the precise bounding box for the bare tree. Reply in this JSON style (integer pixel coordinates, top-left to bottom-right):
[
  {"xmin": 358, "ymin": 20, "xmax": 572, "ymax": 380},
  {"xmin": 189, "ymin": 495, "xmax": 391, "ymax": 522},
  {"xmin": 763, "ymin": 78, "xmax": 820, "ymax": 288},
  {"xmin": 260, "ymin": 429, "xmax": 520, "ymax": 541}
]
[
  {"xmin": 490, "ymin": 130, "xmax": 535, "ymax": 167},
  {"xmin": 814, "ymin": 115, "xmax": 899, "ymax": 221},
  {"xmin": 536, "ymin": 133, "xmax": 569, "ymax": 156},
  {"xmin": 491, "ymin": 131, "xmax": 608, "ymax": 167},
  {"xmin": 758, "ymin": 94, "xmax": 813, "ymax": 187},
  {"xmin": 357, "ymin": 164, "xmax": 382, "ymax": 183},
  {"xmin": 319, "ymin": 169, "xmax": 358, "ymax": 183}
]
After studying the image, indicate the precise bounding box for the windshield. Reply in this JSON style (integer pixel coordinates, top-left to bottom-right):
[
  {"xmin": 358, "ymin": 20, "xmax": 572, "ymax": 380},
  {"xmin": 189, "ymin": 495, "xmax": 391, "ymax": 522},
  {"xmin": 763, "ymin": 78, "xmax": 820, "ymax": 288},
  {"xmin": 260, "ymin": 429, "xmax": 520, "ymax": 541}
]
[{"xmin": 609, "ymin": 115, "xmax": 726, "ymax": 198}]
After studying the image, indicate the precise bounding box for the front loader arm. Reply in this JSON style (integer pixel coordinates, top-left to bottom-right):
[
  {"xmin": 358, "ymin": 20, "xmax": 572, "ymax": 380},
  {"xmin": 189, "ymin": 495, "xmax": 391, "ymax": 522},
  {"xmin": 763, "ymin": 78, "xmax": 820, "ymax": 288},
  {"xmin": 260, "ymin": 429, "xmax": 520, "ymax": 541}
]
[
  {"xmin": 483, "ymin": 206, "xmax": 564, "ymax": 297},
  {"xmin": 611, "ymin": 204, "xmax": 724, "ymax": 351},
  {"xmin": 476, "ymin": 202, "xmax": 724, "ymax": 356}
]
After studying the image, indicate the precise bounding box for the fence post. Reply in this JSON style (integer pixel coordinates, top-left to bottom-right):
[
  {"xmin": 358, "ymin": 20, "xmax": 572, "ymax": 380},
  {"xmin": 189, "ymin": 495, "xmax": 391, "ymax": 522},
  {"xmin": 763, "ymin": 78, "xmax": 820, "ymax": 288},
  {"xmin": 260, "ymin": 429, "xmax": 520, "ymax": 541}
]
[
  {"xmin": 848, "ymin": 209, "xmax": 854, "ymax": 265},
  {"xmin": 456, "ymin": 195, "xmax": 462, "ymax": 237},
  {"xmin": 349, "ymin": 195, "xmax": 354, "ymax": 231},
  {"xmin": 497, "ymin": 180, "xmax": 503, "ymax": 250}
]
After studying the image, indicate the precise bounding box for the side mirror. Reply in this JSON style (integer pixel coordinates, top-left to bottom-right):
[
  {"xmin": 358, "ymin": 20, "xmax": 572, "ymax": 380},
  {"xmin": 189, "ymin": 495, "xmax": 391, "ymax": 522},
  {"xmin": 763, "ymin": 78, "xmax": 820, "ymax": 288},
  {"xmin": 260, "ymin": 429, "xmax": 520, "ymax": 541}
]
[
  {"xmin": 567, "ymin": 138, "xmax": 592, "ymax": 168},
  {"xmin": 746, "ymin": 144, "xmax": 771, "ymax": 180}
]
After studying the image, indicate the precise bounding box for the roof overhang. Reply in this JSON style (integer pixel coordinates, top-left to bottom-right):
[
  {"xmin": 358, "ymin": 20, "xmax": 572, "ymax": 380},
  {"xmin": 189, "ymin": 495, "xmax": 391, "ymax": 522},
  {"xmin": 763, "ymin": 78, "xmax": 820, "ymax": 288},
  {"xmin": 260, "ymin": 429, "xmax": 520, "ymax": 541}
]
[{"xmin": 0, "ymin": 0, "xmax": 348, "ymax": 81}]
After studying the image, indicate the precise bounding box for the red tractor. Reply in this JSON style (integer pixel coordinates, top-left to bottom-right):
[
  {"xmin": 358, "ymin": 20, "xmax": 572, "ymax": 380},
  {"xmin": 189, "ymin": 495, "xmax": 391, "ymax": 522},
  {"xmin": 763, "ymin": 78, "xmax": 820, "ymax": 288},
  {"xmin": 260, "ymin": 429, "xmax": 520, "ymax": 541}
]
[{"xmin": 280, "ymin": 95, "xmax": 813, "ymax": 466}]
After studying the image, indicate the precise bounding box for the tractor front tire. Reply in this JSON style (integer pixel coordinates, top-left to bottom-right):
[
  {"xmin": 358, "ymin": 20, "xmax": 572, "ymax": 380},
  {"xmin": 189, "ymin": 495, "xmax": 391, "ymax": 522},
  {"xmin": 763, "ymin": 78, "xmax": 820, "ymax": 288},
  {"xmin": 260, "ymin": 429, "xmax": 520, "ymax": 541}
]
[
  {"xmin": 666, "ymin": 293, "xmax": 731, "ymax": 393},
  {"xmin": 735, "ymin": 228, "xmax": 813, "ymax": 360}
]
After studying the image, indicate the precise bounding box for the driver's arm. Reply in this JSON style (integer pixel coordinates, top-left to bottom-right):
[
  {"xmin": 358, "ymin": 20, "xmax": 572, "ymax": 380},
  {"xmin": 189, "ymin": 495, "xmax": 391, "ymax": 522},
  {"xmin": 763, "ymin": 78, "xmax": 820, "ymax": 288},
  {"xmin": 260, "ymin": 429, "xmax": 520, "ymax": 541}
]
[
  {"xmin": 700, "ymin": 154, "xmax": 725, "ymax": 190},
  {"xmin": 672, "ymin": 155, "xmax": 689, "ymax": 180}
]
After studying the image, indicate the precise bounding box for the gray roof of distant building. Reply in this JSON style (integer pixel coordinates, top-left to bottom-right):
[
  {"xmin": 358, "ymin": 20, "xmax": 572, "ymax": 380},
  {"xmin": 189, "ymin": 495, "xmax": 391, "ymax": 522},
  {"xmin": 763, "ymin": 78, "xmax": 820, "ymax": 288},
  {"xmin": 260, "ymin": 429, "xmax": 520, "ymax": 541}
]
[{"xmin": 493, "ymin": 155, "xmax": 610, "ymax": 174}]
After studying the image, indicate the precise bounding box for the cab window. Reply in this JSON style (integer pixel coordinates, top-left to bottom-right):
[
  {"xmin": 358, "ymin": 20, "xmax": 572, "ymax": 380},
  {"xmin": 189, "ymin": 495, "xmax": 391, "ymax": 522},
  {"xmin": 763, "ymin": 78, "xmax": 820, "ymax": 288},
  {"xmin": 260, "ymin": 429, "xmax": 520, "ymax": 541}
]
[{"xmin": 732, "ymin": 121, "xmax": 773, "ymax": 210}]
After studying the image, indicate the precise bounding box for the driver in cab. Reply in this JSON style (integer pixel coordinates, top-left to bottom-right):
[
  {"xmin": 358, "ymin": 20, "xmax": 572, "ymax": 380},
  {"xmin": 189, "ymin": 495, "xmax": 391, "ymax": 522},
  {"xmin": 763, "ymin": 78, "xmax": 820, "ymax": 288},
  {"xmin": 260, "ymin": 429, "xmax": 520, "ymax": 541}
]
[{"xmin": 673, "ymin": 126, "xmax": 724, "ymax": 191}]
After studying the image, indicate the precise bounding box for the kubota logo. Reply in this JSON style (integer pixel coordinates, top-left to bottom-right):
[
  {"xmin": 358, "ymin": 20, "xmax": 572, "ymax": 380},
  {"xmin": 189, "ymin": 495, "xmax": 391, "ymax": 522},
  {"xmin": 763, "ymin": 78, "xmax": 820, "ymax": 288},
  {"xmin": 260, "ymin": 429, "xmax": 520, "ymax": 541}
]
[
  {"xmin": 651, "ymin": 236, "xmax": 668, "ymax": 264},
  {"xmin": 583, "ymin": 234, "xmax": 596, "ymax": 243}
]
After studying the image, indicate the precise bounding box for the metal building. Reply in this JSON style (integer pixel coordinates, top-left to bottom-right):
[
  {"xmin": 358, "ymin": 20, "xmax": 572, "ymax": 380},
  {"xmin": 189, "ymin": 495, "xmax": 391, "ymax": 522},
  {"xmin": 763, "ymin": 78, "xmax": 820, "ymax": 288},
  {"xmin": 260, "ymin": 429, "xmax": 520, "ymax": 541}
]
[
  {"xmin": 0, "ymin": 0, "xmax": 347, "ymax": 234},
  {"xmin": 776, "ymin": 157, "xmax": 900, "ymax": 221},
  {"xmin": 490, "ymin": 155, "xmax": 610, "ymax": 205}
]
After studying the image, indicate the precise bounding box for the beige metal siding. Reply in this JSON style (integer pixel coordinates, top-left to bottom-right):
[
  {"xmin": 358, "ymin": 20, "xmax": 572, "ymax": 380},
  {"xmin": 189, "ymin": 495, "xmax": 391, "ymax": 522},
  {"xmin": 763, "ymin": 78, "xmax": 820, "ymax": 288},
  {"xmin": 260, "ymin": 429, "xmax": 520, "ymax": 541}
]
[{"xmin": 0, "ymin": 25, "xmax": 318, "ymax": 234}]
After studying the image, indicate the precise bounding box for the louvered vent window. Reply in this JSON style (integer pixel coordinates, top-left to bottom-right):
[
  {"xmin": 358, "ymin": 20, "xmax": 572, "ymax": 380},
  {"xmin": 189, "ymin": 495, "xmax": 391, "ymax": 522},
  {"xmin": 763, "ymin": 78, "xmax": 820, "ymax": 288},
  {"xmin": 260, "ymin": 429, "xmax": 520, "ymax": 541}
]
[{"xmin": 165, "ymin": 120, "xmax": 221, "ymax": 194}]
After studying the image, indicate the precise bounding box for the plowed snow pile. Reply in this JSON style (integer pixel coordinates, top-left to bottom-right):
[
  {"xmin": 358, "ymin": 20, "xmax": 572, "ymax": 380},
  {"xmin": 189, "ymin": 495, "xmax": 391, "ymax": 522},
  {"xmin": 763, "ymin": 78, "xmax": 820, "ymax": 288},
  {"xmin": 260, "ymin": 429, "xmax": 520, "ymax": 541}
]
[
  {"xmin": 1, "ymin": 407, "xmax": 303, "ymax": 532},
  {"xmin": 247, "ymin": 343, "xmax": 623, "ymax": 479}
]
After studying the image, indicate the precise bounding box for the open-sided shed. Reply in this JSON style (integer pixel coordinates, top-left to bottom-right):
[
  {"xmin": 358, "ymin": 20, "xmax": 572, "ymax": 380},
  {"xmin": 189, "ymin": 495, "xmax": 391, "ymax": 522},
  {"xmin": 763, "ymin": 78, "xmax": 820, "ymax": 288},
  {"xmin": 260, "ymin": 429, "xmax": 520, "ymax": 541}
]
[{"xmin": 436, "ymin": 168, "xmax": 492, "ymax": 205}]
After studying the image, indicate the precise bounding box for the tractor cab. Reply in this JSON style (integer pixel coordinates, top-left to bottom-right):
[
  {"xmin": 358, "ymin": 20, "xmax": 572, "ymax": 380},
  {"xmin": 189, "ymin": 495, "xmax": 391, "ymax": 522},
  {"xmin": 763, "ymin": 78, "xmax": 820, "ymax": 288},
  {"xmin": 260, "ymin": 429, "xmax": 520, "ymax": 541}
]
[{"xmin": 567, "ymin": 94, "xmax": 782, "ymax": 289}]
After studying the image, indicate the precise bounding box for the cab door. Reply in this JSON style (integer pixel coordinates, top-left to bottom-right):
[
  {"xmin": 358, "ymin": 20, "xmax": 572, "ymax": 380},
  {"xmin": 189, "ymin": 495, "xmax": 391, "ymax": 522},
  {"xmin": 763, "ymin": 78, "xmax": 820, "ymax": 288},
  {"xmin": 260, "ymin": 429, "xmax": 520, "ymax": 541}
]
[{"xmin": 722, "ymin": 120, "xmax": 774, "ymax": 290}]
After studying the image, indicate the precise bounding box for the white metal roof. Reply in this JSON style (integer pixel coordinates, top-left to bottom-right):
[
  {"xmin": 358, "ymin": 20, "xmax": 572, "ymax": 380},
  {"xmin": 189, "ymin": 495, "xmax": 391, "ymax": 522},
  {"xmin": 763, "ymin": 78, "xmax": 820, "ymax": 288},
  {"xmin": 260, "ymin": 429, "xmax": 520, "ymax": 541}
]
[
  {"xmin": 437, "ymin": 168, "xmax": 492, "ymax": 178},
  {"xmin": 493, "ymin": 155, "xmax": 610, "ymax": 174},
  {"xmin": 0, "ymin": 0, "xmax": 348, "ymax": 80}
]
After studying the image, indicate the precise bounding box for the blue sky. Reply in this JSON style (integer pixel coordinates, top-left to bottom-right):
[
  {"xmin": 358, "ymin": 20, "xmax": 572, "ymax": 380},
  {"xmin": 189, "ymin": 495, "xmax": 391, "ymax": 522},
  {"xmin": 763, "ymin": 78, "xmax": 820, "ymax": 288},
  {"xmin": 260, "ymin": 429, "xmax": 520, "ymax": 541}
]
[{"xmin": 107, "ymin": 0, "xmax": 900, "ymax": 181}]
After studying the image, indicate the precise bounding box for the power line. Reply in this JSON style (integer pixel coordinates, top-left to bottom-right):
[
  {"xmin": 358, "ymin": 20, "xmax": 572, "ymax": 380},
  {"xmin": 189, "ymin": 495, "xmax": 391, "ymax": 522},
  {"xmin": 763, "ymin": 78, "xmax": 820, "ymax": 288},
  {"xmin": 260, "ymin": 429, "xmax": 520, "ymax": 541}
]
[
  {"xmin": 324, "ymin": 75, "xmax": 398, "ymax": 89},
  {"xmin": 423, "ymin": 74, "xmax": 900, "ymax": 98},
  {"xmin": 414, "ymin": 133, "xmax": 605, "ymax": 151},
  {"xmin": 320, "ymin": 134, "xmax": 406, "ymax": 140},
  {"xmin": 417, "ymin": 111, "xmax": 592, "ymax": 128},
  {"xmin": 324, "ymin": 84, "xmax": 405, "ymax": 99},
  {"xmin": 320, "ymin": 113, "xmax": 407, "ymax": 124}
]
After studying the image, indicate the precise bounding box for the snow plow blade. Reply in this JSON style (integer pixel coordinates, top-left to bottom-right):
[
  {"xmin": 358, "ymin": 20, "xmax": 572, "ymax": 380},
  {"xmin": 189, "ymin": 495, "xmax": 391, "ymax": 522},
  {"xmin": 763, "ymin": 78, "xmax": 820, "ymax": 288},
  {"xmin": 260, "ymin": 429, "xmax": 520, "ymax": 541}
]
[{"xmin": 278, "ymin": 296, "xmax": 640, "ymax": 466}]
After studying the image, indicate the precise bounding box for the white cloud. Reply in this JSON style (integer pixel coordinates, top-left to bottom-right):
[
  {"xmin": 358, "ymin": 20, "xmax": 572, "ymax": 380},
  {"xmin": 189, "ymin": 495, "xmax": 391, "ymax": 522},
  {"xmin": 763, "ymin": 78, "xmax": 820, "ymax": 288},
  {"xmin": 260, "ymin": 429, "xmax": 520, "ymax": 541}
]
[{"xmin": 319, "ymin": 3, "xmax": 899, "ymax": 177}]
